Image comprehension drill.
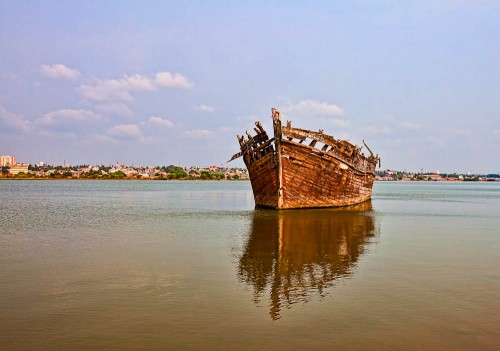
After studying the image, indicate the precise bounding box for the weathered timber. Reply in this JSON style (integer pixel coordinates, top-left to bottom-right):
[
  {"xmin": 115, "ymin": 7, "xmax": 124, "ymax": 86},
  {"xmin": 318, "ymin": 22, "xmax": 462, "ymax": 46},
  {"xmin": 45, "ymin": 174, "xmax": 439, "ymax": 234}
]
[{"xmin": 229, "ymin": 108, "xmax": 380, "ymax": 209}]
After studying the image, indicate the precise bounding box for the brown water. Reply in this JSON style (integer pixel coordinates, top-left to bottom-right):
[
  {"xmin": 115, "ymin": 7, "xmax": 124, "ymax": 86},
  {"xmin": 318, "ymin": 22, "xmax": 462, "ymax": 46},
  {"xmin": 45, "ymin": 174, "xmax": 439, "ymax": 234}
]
[{"xmin": 1, "ymin": 180, "xmax": 499, "ymax": 350}]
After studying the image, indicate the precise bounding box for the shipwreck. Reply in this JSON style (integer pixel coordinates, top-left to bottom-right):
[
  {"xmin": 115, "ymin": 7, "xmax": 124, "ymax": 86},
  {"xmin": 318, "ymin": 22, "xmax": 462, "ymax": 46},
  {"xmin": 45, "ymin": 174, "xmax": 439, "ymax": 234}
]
[{"xmin": 229, "ymin": 108, "xmax": 380, "ymax": 209}]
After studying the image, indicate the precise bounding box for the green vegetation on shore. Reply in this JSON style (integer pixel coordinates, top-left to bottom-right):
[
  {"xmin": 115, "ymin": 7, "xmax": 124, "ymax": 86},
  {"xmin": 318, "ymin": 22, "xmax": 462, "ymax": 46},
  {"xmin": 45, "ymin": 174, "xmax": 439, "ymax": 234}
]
[
  {"xmin": 375, "ymin": 170, "xmax": 499, "ymax": 182},
  {"xmin": 0, "ymin": 164, "xmax": 248, "ymax": 180}
]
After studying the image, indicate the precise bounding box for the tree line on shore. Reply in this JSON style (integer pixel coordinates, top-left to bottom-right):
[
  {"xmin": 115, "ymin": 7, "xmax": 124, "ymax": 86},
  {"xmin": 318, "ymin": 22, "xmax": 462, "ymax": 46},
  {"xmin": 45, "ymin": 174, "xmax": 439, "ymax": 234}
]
[
  {"xmin": 375, "ymin": 170, "xmax": 500, "ymax": 182},
  {"xmin": 2, "ymin": 164, "xmax": 498, "ymax": 181},
  {"xmin": 0, "ymin": 164, "xmax": 247, "ymax": 180}
]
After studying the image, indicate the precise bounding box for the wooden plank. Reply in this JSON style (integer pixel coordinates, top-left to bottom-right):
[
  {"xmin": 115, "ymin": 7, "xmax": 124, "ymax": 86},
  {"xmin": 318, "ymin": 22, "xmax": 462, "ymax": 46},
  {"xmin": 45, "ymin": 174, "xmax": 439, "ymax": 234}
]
[{"xmin": 279, "ymin": 140, "xmax": 375, "ymax": 208}]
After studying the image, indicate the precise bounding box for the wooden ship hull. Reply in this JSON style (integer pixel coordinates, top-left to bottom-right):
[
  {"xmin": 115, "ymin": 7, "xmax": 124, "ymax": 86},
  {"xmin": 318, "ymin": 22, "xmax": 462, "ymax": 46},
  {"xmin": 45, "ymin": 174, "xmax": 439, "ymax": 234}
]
[{"xmin": 229, "ymin": 108, "xmax": 380, "ymax": 209}]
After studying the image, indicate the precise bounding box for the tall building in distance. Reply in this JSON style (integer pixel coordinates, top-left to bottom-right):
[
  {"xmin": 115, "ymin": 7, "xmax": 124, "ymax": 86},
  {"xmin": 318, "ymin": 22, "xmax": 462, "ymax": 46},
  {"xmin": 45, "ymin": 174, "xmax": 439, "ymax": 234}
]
[{"xmin": 1, "ymin": 155, "xmax": 16, "ymax": 167}]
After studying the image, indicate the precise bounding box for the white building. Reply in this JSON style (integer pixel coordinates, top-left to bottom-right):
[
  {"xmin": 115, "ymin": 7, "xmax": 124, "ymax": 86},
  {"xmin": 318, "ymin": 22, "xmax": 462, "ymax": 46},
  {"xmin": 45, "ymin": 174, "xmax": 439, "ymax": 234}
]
[
  {"xmin": 9, "ymin": 163, "xmax": 29, "ymax": 175},
  {"xmin": 1, "ymin": 155, "xmax": 16, "ymax": 167}
]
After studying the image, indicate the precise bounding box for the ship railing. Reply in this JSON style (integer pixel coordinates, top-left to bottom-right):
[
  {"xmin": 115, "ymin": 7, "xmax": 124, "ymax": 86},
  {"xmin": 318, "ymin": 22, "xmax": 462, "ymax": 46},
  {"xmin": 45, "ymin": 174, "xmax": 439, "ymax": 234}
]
[{"xmin": 282, "ymin": 123, "xmax": 378, "ymax": 174}]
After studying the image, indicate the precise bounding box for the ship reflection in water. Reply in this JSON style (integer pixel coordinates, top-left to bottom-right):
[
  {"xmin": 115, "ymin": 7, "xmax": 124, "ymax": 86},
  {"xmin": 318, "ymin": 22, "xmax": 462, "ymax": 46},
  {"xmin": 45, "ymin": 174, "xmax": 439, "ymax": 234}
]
[{"xmin": 237, "ymin": 201, "xmax": 379, "ymax": 320}]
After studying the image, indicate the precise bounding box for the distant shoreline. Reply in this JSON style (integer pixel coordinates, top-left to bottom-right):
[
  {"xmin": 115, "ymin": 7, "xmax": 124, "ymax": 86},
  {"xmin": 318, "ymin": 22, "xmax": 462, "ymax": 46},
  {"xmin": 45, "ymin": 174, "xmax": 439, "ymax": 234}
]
[
  {"xmin": 1, "ymin": 177, "xmax": 498, "ymax": 182},
  {"xmin": 0, "ymin": 177, "xmax": 248, "ymax": 181}
]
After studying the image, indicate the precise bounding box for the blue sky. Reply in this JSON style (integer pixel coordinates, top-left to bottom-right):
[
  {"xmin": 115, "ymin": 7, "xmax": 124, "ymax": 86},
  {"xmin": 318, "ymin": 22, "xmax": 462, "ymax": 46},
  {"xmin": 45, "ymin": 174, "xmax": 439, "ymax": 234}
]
[{"xmin": 1, "ymin": 1, "xmax": 499, "ymax": 172}]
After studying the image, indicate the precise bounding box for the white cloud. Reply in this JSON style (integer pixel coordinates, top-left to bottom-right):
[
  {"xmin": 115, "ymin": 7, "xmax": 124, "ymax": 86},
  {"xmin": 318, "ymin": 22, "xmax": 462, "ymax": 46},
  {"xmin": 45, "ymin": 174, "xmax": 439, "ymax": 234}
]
[
  {"xmin": 38, "ymin": 109, "xmax": 101, "ymax": 126},
  {"xmin": 155, "ymin": 72, "xmax": 192, "ymax": 89},
  {"xmin": 148, "ymin": 116, "xmax": 174, "ymax": 127},
  {"xmin": 92, "ymin": 102, "xmax": 133, "ymax": 117},
  {"xmin": 183, "ymin": 129, "xmax": 214, "ymax": 138},
  {"xmin": 399, "ymin": 122, "xmax": 420, "ymax": 129},
  {"xmin": 0, "ymin": 105, "xmax": 31, "ymax": 132},
  {"xmin": 124, "ymin": 74, "xmax": 156, "ymax": 90},
  {"xmin": 196, "ymin": 104, "xmax": 215, "ymax": 113},
  {"xmin": 494, "ymin": 129, "xmax": 500, "ymax": 138},
  {"xmin": 281, "ymin": 99, "xmax": 347, "ymax": 127},
  {"xmin": 107, "ymin": 124, "xmax": 143, "ymax": 139},
  {"xmin": 80, "ymin": 79, "xmax": 135, "ymax": 103},
  {"xmin": 79, "ymin": 71, "xmax": 192, "ymax": 104},
  {"xmin": 283, "ymin": 99, "xmax": 344, "ymax": 116},
  {"xmin": 40, "ymin": 64, "xmax": 81, "ymax": 80},
  {"xmin": 89, "ymin": 133, "xmax": 119, "ymax": 144}
]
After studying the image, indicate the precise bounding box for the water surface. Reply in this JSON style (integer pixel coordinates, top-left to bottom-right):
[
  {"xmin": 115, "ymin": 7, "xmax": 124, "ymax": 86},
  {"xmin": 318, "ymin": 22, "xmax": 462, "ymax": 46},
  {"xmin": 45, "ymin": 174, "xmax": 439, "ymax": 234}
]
[{"xmin": 1, "ymin": 180, "xmax": 499, "ymax": 350}]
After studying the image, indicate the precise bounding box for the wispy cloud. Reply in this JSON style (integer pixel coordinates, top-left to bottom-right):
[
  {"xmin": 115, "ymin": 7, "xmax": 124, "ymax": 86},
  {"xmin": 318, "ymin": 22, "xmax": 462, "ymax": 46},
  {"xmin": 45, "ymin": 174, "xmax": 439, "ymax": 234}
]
[
  {"xmin": 183, "ymin": 129, "xmax": 214, "ymax": 138},
  {"xmin": 147, "ymin": 116, "xmax": 174, "ymax": 127},
  {"xmin": 37, "ymin": 109, "xmax": 102, "ymax": 126},
  {"xmin": 89, "ymin": 133, "xmax": 119, "ymax": 144},
  {"xmin": 40, "ymin": 64, "xmax": 81, "ymax": 80},
  {"xmin": 281, "ymin": 99, "xmax": 347, "ymax": 127},
  {"xmin": 79, "ymin": 71, "xmax": 192, "ymax": 103},
  {"xmin": 283, "ymin": 99, "xmax": 344, "ymax": 116},
  {"xmin": 107, "ymin": 124, "xmax": 143, "ymax": 140},
  {"xmin": 196, "ymin": 104, "xmax": 215, "ymax": 113},
  {"xmin": 0, "ymin": 105, "xmax": 31, "ymax": 132},
  {"xmin": 92, "ymin": 102, "xmax": 133, "ymax": 118},
  {"xmin": 80, "ymin": 76, "xmax": 148, "ymax": 103},
  {"xmin": 155, "ymin": 72, "xmax": 192, "ymax": 89}
]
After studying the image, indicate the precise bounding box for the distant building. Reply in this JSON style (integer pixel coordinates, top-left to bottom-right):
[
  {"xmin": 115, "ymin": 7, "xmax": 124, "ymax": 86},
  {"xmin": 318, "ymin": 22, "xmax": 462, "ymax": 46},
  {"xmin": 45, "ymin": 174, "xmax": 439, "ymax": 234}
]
[
  {"xmin": 9, "ymin": 163, "xmax": 29, "ymax": 175},
  {"xmin": 426, "ymin": 174, "xmax": 442, "ymax": 181},
  {"xmin": 1, "ymin": 155, "xmax": 16, "ymax": 167}
]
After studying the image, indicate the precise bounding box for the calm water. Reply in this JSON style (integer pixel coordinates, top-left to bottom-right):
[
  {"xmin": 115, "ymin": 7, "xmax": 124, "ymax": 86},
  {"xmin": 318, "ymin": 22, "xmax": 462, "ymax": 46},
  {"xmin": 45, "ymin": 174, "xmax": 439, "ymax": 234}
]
[{"xmin": 1, "ymin": 180, "xmax": 499, "ymax": 350}]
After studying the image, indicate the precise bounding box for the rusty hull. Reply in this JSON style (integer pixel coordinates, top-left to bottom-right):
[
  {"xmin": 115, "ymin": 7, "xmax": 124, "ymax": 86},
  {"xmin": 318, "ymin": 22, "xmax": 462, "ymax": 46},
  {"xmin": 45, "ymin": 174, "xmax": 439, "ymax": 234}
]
[{"xmin": 229, "ymin": 108, "xmax": 380, "ymax": 209}]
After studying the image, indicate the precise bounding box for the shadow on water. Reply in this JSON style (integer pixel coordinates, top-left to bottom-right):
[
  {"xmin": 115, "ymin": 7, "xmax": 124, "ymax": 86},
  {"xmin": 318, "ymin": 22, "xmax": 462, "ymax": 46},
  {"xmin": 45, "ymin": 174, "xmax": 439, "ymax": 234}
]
[{"xmin": 237, "ymin": 201, "xmax": 379, "ymax": 320}]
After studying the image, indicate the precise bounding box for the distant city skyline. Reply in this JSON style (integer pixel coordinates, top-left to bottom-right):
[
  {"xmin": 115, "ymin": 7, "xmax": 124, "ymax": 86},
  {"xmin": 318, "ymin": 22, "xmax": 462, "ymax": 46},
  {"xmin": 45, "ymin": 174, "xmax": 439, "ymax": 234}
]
[
  {"xmin": 1, "ymin": 1, "xmax": 499, "ymax": 173},
  {"xmin": 2, "ymin": 152, "xmax": 499, "ymax": 177}
]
